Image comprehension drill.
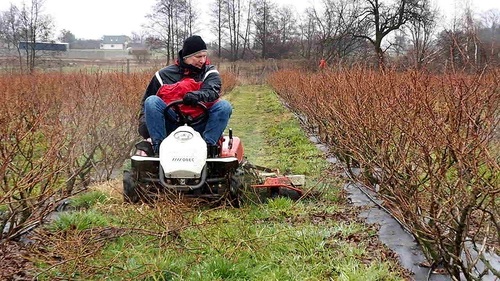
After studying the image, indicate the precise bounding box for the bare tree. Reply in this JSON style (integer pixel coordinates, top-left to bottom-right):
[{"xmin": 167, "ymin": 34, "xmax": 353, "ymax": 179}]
[
  {"xmin": 273, "ymin": 5, "xmax": 299, "ymax": 58},
  {"xmin": 18, "ymin": 0, "xmax": 54, "ymax": 72},
  {"xmin": 310, "ymin": 0, "xmax": 365, "ymax": 63},
  {"xmin": 58, "ymin": 29, "xmax": 75, "ymax": 44},
  {"xmin": 0, "ymin": 5, "xmax": 22, "ymax": 55},
  {"xmin": 253, "ymin": 0, "xmax": 276, "ymax": 59},
  {"xmin": 403, "ymin": 0, "xmax": 438, "ymax": 69},
  {"xmin": 210, "ymin": 0, "xmax": 226, "ymax": 58},
  {"xmin": 145, "ymin": 0, "xmax": 195, "ymax": 62},
  {"xmin": 309, "ymin": 1, "xmax": 336, "ymax": 60},
  {"xmin": 147, "ymin": 0, "xmax": 177, "ymax": 61},
  {"xmin": 435, "ymin": 5, "xmax": 493, "ymax": 72},
  {"xmin": 225, "ymin": 0, "xmax": 244, "ymax": 61},
  {"xmin": 239, "ymin": 0, "xmax": 254, "ymax": 59},
  {"xmin": 0, "ymin": 0, "xmax": 53, "ymax": 72},
  {"xmin": 211, "ymin": 0, "xmax": 253, "ymax": 61},
  {"xmin": 182, "ymin": 0, "xmax": 197, "ymax": 36},
  {"xmin": 131, "ymin": 30, "xmax": 149, "ymax": 43},
  {"xmin": 479, "ymin": 9, "xmax": 500, "ymax": 66},
  {"xmin": 298, "ymin": 8, "xmax": 319, "ymax": 60},
  {"xmin": 351, "ymin": 0, "xmax": 426, "ymax": 68}
]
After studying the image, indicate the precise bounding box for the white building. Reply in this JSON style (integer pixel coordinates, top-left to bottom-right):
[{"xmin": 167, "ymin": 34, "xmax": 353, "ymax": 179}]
[{"xmin": 100, "ymin": 35, "xmax": 130, "ymax": 50}]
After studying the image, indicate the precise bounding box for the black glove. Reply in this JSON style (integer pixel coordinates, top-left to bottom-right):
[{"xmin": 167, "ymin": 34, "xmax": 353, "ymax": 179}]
[{"xmin": 183, "ymin": 92, "xmax": 200, "ymax": 105}]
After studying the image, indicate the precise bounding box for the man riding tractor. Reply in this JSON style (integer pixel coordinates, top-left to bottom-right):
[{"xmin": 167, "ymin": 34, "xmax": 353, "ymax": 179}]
[{"xmin": 123, "ymin": 35, "xmax": 244, "ymax": 205}]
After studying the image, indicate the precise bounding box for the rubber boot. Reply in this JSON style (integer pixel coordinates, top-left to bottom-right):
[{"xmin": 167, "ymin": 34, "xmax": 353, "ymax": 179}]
[{"xmin": 135, "ymin": 140, "xmax": 155, "ymax": 157}]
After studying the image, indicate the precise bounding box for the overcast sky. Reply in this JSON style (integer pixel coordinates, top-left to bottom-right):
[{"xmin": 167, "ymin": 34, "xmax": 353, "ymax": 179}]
[{"xmin": 0, "ymin": 0, "xmax": 498, "ymax": 41}]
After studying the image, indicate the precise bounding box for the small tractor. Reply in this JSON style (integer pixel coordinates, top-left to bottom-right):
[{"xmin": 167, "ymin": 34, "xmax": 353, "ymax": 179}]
[{"xmin": 123, "ymin": 100, "xmax": 304, "ymax": 205}]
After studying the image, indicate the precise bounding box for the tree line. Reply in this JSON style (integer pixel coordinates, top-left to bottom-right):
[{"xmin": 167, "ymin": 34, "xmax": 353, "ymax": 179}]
[
  {"xmin": 0, "ymin": 0, "xmax": 53, "ymax": 72},
  {"xmin": 1, "ymin": 0, "xmax": 499, "ymax": 72},
  {"xmin": 141, "ymin": 0, "xmax": 499, "ymax": 71}
]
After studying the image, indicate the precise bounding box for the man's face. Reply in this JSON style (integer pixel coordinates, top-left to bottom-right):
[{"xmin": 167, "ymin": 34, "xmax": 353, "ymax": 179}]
[{"xmin": 184, "ymin": 51, "xmax": 208, "ymax": 69}]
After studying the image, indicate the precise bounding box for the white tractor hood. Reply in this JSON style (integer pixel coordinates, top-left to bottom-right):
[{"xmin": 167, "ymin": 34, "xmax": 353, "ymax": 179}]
[{"xmin": 159, "ymin": 125, "xmax": 207, "ymax": 178}]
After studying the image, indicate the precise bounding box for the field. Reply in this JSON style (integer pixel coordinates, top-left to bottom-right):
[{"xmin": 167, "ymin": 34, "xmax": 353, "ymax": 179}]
[{"xmin": 0, "ymin": 63, "xmax": 498, "ymax": 280}]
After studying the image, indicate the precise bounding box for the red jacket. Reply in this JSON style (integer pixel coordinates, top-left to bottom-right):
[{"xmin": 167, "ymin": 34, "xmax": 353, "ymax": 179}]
[{"xmin": 155, "ymin": 72, "xmax": 218, "ymax": 117}]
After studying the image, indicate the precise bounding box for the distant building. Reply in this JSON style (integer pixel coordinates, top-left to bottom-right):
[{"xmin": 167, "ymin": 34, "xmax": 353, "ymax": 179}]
[
  {"xmin": 70, "ymin": 39, "xmax": 101, "ymax": 49},
  {"xmin": 18, "ymin": 41, "xmax": 68, "ymax": 52},
  {"xmin": 100, "ymin": 35, "xmax": 130, "ymax": 50},
  {"xmin": 127, "ymin": 42, "xmax": 148, "ymax": 50}
]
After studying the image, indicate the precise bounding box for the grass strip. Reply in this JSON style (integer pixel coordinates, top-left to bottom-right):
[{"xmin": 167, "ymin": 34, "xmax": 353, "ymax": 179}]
[{"xmin": 33, "ymin": 85, "xmax": 409, "ymax": 281}]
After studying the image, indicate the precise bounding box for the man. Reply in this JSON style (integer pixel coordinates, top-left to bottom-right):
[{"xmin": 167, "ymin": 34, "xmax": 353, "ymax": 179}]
[
  {"xmin": 319, "ymin": 58, "xmax": 327, "ymax": 69},
  {"xmin": 137, "ymin": 35, "xmax": 232, "ymax": 157}
]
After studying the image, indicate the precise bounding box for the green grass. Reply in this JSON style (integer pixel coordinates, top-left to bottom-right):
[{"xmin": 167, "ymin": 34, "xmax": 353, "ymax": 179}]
[
  {"xmin": 39, "ymin": 198, "xmax": 402, "ymax": 280},
  {"xmin": 225, "ymin": 85, "xmax": 329, "ymax": 176},
  {"xmin": 34, "ymin": 85, "xmax": 407, "ymax": 280},
  {"xmin": 69, "ymin": 190, "xmax": 111, "ymax": 209},
  {"xmin": 47, "ymin": 209, "xmax": 111, "ymax": 231}
]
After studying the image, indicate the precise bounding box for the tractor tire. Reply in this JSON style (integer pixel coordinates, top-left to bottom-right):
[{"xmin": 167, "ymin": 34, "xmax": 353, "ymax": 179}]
[
  {"xmin": 123, "ymin": 170, "xmax": 140, "ymax": 203},
  {"xmin": 227, "ymin": 167, "xmax": 245, "ymax": 207}
]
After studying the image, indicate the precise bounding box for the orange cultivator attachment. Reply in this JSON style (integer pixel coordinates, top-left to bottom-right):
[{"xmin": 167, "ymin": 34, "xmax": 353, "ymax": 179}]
[
  {"xmin": 252, "ymin": 175, "xmax": 305, "ymax": 200},
  {"xmin": 242, "ymin": 159, "xmax": 306, "ymax": 200}
]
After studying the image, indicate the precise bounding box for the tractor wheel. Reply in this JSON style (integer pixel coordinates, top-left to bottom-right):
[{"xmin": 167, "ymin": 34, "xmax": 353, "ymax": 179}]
[
  {"xmin": 227, "ymin": 167, "xmax": 245, "ymax": 207},
  {"xmin": 123, "ymin": 170, "xmax": 140, "ymax": 203}
]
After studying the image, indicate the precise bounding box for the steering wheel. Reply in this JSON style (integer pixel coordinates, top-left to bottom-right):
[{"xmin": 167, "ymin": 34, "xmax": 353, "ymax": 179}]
[{"xmin": 164, "ymin": 100, "xmax": 209, "ymax": 127}]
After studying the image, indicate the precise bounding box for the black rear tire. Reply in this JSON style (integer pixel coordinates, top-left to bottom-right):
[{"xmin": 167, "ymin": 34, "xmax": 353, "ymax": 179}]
[
  {"xmin": 227, "ymin": 167, "xmax": 245, "ymax": 207},
  {"xmin": 123, "ymin": 170, "xmax": 140, "ymax": 203}
]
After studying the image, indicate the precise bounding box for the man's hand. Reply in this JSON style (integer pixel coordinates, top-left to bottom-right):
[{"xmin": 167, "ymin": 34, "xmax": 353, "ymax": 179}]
[{"xmin": 183, "ymin": 92, "xmax": 200, "ymax": 105}]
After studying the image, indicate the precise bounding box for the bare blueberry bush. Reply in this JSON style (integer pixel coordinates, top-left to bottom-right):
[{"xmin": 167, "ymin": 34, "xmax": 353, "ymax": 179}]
[
  {"xmin": 269, "ymin": 67, "xmax": 499, "ymax": 280},
  {"xmin": 0, "ymin": 71, "xmax": 146, "ymax": 240}
]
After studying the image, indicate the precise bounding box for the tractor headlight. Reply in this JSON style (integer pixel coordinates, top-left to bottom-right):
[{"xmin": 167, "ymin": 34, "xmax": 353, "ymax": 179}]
[{"xmin": 174, "ymin": 131, "xmax": 193, "ymax": 141}]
